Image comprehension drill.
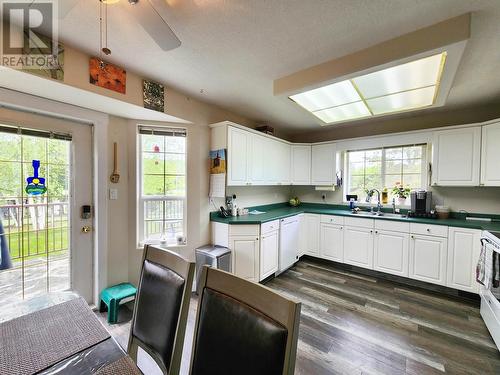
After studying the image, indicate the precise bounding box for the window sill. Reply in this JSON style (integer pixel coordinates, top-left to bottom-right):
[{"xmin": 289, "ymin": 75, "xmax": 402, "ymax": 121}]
[{"xmin": 137, "ymin": 242, "xmax": 188, "ymax": 251}]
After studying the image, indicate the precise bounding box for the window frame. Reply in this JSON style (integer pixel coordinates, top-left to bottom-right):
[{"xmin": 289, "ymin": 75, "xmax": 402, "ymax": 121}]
[
  {"xmin": 344, "ymin": 144, "xmax": 428, "ymax": 205},
  {"xmin": 137, "ymin": 126, "xmax": 188, "ymax": 247}
]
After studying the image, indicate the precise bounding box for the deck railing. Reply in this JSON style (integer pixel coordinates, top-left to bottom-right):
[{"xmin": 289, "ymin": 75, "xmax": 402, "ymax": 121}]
[{"xmin": 0, "ymin": 200, "xmax": 69, "ymax": 262}]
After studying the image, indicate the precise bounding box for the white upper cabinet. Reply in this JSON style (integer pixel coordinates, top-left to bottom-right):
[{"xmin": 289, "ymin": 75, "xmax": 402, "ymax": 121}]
[
  {"xmin": 311, "ymin": 143, "xmax": 337, "ymax": 185},
  {"xmin": 432, "ymin": 127, "xmax": 481, "ymax": 186},
  {"xmin": 264, "ymin": 138, "xmax": 291, "ymax": 185},
  {"xmin": 481, "ymin": 121, "xmax": 500, "ymax": 186},
  {"xmin": 227, "ymin": 127, "xmax": 291, "ymax": 186},
  {"xmin": 248, "ymin": 133, "xmax": 268, "ymax": 185},
  {"xmin": 277, "ymin": 141, "xmax": 291, "ymax": 185},
  {"xmin": 291, "ymin": 145, "xmax": 311, "ymax": 185},
  {"xmin": 227, "ymin": 126, "xmax": 250, "ymax": 186}
]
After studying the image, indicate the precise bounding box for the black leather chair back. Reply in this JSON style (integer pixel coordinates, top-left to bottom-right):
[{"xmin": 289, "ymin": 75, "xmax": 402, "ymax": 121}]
[
  {"xmin": 190, "ymin": 266, "xmax": 301, "ymax": 375},
  {"xmin": 128, "ymin": 245, "xmax": 195, "ymax": 375}
]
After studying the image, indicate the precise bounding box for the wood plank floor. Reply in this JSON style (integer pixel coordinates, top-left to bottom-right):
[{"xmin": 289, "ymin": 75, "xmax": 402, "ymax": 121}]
[{"xmin": 97, "ymin": 258, "xmax": 500, "ymax": 374}]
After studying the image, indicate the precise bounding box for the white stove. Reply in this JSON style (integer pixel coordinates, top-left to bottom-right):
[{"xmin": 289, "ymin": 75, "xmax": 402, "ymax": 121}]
[{"xmin": 480, "ymin": 230, "xmax": 500, "ymax": 351}]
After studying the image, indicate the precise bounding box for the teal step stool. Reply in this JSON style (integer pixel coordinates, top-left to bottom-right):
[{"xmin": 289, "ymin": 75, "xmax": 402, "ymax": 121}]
[{"xmin": 99, "ymin": 283, "xmax": 137, "ymax": 324}]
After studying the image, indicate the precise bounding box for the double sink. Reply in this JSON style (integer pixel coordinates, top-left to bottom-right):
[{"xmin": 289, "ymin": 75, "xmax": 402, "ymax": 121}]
[{"xmin": 351, "ymin": 210, "xmax": 408, "ymax": 219}]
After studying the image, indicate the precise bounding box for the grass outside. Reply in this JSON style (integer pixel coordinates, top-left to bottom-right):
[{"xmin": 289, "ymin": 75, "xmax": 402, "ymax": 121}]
[{"xmin": 4, "ymin": 226, "xmax": 69, "ymax": 262}]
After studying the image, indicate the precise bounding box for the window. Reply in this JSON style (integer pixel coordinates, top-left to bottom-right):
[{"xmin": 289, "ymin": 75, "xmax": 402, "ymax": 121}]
[
  {"xmin": 346, "ymin": 144, "xmax": 426, "ymax": 203},
  {"xmin": 138, "ymin": 126, "xmax": 186, "ymax": 245}
]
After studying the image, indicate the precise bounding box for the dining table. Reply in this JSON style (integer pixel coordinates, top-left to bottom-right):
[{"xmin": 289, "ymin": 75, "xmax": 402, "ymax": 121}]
[{"xmin": 0, "ymin": 292, "xmax": 141, "ymax": 375}]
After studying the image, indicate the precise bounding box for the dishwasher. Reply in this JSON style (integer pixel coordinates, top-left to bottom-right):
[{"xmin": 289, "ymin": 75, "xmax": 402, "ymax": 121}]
[{"xmin": 278, "ymin": 216, "xmax": 299, "ymax": 274}]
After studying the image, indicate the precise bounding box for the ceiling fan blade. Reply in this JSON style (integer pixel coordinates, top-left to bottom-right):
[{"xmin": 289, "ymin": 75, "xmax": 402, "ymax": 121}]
[
  {"xmin": 126, "ymin": 0, "xmax": 181, "ymax": 51},
  {"xmin": 56, "ymin": 0, "xmax": 80, "ymax": 19}
]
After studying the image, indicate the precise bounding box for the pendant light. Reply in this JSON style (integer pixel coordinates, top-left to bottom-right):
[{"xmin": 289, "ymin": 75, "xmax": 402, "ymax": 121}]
[{"xmin": 98, "ymin": 0, "xmax": 111, "ymax": 69}]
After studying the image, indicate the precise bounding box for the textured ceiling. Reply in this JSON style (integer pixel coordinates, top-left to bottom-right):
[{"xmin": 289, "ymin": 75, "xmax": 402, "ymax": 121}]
[{"xmin": 56, "ymin": 0, "xmax": 500, "ymax": 134}]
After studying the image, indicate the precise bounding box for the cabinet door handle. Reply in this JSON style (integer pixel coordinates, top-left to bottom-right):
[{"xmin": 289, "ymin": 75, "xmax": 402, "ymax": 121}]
[
  {"xmin": 375, "ymin": 230, "xmax": 378, "ymax": 234},
  {"xmin": 426, "ymin": 228, "xmax": 431, "ymax": 232},
  {"xmin": 256, "ymin": 237, "xmax": 259, "ymax": 240},
  {"xmin": 411, "ymin": 235, "xmax": 415, "ymax": 239}
]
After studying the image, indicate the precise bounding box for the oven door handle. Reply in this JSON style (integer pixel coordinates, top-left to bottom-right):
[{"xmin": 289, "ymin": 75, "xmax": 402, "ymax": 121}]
[{"xmin": 481, "ymin": 237, "xmax": 492, "ymax": 247}]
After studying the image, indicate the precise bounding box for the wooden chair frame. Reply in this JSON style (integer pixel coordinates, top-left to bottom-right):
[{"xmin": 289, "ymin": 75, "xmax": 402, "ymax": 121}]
[
  {"xmin": 128, "ymin": 245, "xmax": 195, "ymax": 375},
  {"xmin": 190, "ymin": 266, "xmax": 301, "ymax": 375}
]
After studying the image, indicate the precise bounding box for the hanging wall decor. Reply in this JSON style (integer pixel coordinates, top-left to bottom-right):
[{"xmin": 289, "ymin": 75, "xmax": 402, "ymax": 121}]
[
  {"xmin": 143, "ymin": 80, "xmax": 165, "ymax": 112},
  {"xmin": 89, "ymin": 57, "xmax": 127, "ymax": 94},
  {"xmin": 21, "ymin": 35, "xmax": 65, "ymax": 81},
  {"xmin": 25, "ymin": 160, "xmax": 47, "ymax": 195}
]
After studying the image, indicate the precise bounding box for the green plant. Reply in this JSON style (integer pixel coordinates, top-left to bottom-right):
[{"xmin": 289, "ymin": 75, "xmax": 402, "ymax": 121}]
[{"xmin": 391, "ymin": 182, "xmax": 411, "ymax": 199}]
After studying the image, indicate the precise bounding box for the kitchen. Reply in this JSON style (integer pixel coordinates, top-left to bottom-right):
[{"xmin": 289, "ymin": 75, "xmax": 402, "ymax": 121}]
[{"xmin": 207, "ymin": 116, "xmax": 500, "ymax": 372}]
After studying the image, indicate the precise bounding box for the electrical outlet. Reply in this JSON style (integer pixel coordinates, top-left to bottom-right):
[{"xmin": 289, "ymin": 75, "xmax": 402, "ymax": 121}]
[{"xmin": 109, "ymin": 188, "xmax": 118, "ymax": 200}]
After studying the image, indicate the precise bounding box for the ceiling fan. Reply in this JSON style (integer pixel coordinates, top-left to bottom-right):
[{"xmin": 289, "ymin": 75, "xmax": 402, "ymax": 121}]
[{"xmin": 58, "ymin": 0, "xmax": 181, "ymax": 51}]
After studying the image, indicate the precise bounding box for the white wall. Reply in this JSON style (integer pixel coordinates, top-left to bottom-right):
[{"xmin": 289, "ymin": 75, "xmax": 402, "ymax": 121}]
[
  {"xmin": 221, "ymin": 186, "xmax": 291, "ymax": 209},
  {"xmin": 106, "ymin": 116, "xmax": 130, "ymax": 286},
  {"xmin": 125, "ymin": 92, "xmax": 259, "ymax": 286}
]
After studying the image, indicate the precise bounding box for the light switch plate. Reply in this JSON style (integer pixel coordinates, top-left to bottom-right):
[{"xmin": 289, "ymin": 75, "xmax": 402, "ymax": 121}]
[{"xmin": 109, "ymin": 188, "xmax": 118, "ymax": 200}]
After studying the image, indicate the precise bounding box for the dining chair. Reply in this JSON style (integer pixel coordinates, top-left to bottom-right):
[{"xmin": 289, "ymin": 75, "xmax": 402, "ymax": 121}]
[
  {"xmin": 127, "ymin": 245, "xmax": 195, "ymax": 375},
  {"xmin": 189, "ymin": 266, "xmax": 301, "ymax": 375}
]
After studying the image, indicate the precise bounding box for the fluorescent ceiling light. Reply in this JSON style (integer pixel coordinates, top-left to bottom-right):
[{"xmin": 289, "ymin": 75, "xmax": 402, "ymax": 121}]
[
  {"xmin": 289, "ymin": 81, "xmax": 361, "ymax": 112},
  {"xmin": 352, "ymin": 54, "xmax": 443, "ymax": 98},
  {"xmin": 289, "ymin": 52, "xmax": 446, "ymax": 125},
  {"xmin": 313, "ymin": 101, "xmax": 371, "ymax": 123},
  {"xmin": 367, "ymin": 86, "xmax": 436, "ymax": 115}
]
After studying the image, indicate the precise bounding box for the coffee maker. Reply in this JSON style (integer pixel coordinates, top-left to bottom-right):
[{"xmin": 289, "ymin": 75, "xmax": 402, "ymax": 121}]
[{"xmin": 409, "ymin": 190, "xmax": 435, "ymax": 218}]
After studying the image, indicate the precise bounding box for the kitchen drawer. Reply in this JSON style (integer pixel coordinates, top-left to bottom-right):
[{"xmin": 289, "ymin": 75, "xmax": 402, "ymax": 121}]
[
  {"xmin": 410, "ymin": 223, "xmax": 448, "ymax": 237},
  {"xmin": 375, "ymin": 220, "xmax": 410, "ymax": 233},
  {"xmin": 229, "ymin": 224, "xmax": 260, "ymax": 237},
  {"xmin": 344, "ymin": 217, "xmax": 374, "ymax": 229},
  {"xmin": 320, "ymin": 215, "xmax": 344, "ymax": 226},
  {"xmin": 261, "ymin": 219, "xmax": 280, "ymax": 235}
]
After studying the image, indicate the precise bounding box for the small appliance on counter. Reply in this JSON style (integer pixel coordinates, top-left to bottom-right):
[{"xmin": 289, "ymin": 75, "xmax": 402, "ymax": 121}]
[
  {"xmin": 408, "ymin": 190, "xmax": 437, "ymax": 218},
  {"xmin": 226, "ymin": 194, "xmax": 237, "ymax": 216}
]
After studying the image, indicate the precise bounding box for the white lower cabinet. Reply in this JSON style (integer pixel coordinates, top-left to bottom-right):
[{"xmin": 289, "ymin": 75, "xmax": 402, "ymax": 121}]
[
  {"xmin": 230, "ymin": 236, "xmax": 260, "ymax": 282},
  {"xmin": 374, "ymin": 230, "xmax": 409, "ymax": 277},
  {"xmin": 304, "ymin": 214, "xmax": 320, "ymax": 256},
  {"xmin": 343, "ymin": 226, "xmax": 374, "ymax": 269},
  {"xmin": 320, "ymin": 223, "xmax": 344, "ymax": 262},
  {"xmin": 409, "ymin": 234, "xmax": 448, "ymax": 286},
  {"xmin": 298, "ymin": 214, "xmax": 307, "ymax": 257},
  {"xmin": 260, "ymin": 229, "xmax": 279, "ymax": 281},
  {"xmin": 447, "ymin": 227, "xmax": 481, "ymax": 293},
  {"xmin": 213, "ymin": 217, "xmax": 480, "ymax": 294}
]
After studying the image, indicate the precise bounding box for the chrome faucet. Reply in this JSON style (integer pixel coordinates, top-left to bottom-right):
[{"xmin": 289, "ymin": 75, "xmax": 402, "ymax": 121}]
[{"xmin": 366, "ymin": 189, "xmax": 382, "ymax": 215}]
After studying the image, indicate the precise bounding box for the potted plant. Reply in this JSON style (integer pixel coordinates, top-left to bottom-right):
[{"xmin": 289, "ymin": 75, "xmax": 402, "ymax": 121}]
[{"xmin": 392, "ymin": 182, "xmax": 411, "ymax": 205}]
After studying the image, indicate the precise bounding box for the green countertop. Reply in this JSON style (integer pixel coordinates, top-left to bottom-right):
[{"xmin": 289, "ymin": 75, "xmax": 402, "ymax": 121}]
[{"xmin": 210, "ymin": 203, "xmax": 500, "ymax": 232}]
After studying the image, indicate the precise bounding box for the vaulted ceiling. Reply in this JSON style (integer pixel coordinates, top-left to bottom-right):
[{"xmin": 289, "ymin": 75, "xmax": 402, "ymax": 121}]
[{"xmin": 57, "ymin": 0, "xmax": 500, "ymax": 134}]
